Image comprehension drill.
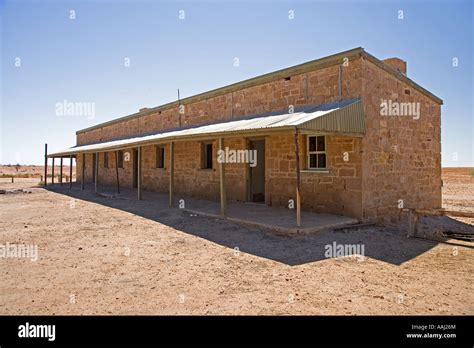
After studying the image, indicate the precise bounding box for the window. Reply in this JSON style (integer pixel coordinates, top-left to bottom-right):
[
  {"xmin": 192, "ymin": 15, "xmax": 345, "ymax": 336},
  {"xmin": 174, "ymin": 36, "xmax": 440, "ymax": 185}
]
[
  {"xmin": 104, "ymin": 152, "xmax": 109, "ymax": 168},
  {"xmin": 307, "ymin": 135, "xmax": 326, "ymax": 169},
  {"xmin": 201, "ymin": 142, "xmax": 213, "ymax": 169},
  {"xmin": 117, "ymin": 150, "xmax": 124, "ymax": 169},
  {"xmin": 156, "ymin": 146, "xmax": 165, "ymax": 169}
]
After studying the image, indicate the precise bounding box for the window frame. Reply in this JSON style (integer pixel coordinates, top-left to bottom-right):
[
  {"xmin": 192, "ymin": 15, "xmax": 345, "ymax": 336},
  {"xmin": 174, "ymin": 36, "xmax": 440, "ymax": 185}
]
[{"xmin": 307, "ymin": 135, "xmax": 327, "ymax": 170}]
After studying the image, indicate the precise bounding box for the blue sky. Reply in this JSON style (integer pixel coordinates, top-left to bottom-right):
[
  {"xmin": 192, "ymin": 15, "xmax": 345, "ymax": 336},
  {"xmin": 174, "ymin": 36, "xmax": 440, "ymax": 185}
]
[{"xmin": 1, "ymin": 0, "xmax": 472, "ymax": 166}]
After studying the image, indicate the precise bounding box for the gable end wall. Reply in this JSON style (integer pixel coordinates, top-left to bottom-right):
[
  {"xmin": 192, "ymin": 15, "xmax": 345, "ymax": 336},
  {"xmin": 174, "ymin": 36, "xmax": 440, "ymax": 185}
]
[{"xmin": 360, "ymin": 57, "xmax": 442, "ymax": 224}]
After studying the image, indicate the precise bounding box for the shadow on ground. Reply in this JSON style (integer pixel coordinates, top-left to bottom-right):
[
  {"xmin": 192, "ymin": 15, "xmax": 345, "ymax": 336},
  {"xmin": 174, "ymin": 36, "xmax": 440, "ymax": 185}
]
[
  {"xmin": 416, "ymin": 215, "xmax": 474, "ymax": 241},
  {"xmin": 44, "ymin": 183, "xmax": 445, "ymax": 266}
]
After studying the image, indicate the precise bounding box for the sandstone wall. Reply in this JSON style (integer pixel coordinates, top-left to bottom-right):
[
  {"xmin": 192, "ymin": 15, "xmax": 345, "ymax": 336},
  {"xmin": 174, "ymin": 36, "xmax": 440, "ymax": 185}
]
[
  {"xmin": 265, "ymin": 134, "xmax": 363, "ymax": 217},
  {"xmin": 360, "ymin": 58, "xmax": 442, "ymax": 223}
]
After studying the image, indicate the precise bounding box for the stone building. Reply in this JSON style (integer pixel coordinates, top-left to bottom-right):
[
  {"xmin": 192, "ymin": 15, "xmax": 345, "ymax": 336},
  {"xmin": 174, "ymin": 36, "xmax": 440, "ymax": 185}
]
[{"xmin": 48, "ymin": 47, "xmax": 442, "ymax": 224}]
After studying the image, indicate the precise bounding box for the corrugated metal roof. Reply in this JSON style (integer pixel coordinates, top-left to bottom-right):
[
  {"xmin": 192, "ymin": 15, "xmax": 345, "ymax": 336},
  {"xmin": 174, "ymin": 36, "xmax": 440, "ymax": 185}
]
[
  {"xmin": 298, "ymin": 99, "xmax": 366, "ymax": 134},
  {"xmin": 48, "ymin": 99, "xmax": 365, "ymax": 157}
]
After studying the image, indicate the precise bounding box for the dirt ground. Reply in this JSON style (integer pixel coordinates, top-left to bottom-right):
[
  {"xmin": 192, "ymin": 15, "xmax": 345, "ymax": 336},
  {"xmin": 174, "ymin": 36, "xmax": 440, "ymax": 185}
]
[
  {"xmin": 0, "ymin": 168, "xmax": 473, "ymax": 315},
  {"xmin": 442, "ymin": 167, "xmax": 474, "ymax": 212}
]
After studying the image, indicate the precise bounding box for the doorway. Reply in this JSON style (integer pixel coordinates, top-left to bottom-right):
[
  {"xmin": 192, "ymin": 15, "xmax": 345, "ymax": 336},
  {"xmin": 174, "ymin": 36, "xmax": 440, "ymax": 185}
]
[
  {"xmin": 132, "ymin": 149, "xmax": 138, "ymax": 188},
  {"xmin": 248, "ymin": 139, "xmax": 265, "ymax": 203}
]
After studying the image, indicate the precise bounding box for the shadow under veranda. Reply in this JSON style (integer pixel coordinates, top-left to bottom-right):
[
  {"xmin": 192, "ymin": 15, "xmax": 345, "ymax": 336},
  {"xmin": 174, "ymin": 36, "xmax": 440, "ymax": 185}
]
[{"xmin": 43, "ymin": 183, "xmax": 440, "ymax": 267}]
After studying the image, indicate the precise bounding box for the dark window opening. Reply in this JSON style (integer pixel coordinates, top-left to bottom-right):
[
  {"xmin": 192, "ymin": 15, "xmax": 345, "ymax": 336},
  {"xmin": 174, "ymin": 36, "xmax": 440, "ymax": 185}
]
[
  {"xmin": 317, "ymin": 136, "xmax": 325, "ymax": 151},
  {"xmin": 317, "ymin": 153, "xmax": 326, "ymax": 168},
  {"xmin": 309, "ymin": 154, "xmax": 317, "ymax": 168},
  {"xmin": 117, "ymin": 150, "xmax": 124, "ymax": 169},
  {"xmin": 156, "ymin": 146, "xmax": 165, "ymax": 168},
  {"xmin": 309, "ymin": 136, "xmax": 316, "ymax": 151},
  {"xmin": 201, "ymin": 143, "xmax": 213, "ymax": 169}
]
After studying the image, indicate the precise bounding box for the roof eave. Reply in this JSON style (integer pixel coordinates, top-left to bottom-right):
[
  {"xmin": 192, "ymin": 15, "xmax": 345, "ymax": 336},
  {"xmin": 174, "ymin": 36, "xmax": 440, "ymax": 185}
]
[{"xmin": 50, "ymin": 126, "xmax": 297, "ymax": 157}]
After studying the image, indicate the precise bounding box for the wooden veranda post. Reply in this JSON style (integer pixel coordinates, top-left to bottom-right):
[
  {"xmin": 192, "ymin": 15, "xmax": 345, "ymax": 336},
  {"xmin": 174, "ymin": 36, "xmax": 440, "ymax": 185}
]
[
  {"xmin": 59, "ymin": 157, "xmax": 63, "ymax": 185},
  {"xmin": 44, "ymin": 144, "xmax": 48, "ymax": 186},
  {"xmin": 137, "ymin": 146, "xmax": 142, "ymax": 200},
  {"xmin": 69, "ymin": 155, "xmax": 73, "ymax": 188},
  {"xmin": 115, "ymin": 150, "xmax": 120, "ymax": 194},
  {"xmin": 52, "ymin": 158, "xmax": 55, "ymax": 185},
  {"xmin": 294, "ymin": 129, "xmax": 301, "ymax": 227},
  {"xmin": 81, "ymin": 153, "xmax": 85, "ymax": 190},
  {"xmin": 169, "ymin": 142, "xmax": 174, "ymax": 207},
  {"xmin": 219, "ymin": 138, "xmax": 227, "ymax": 217},
  {"xmin": 94, "ymin": 152, "xmax": 98, "ymax": 193}
]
